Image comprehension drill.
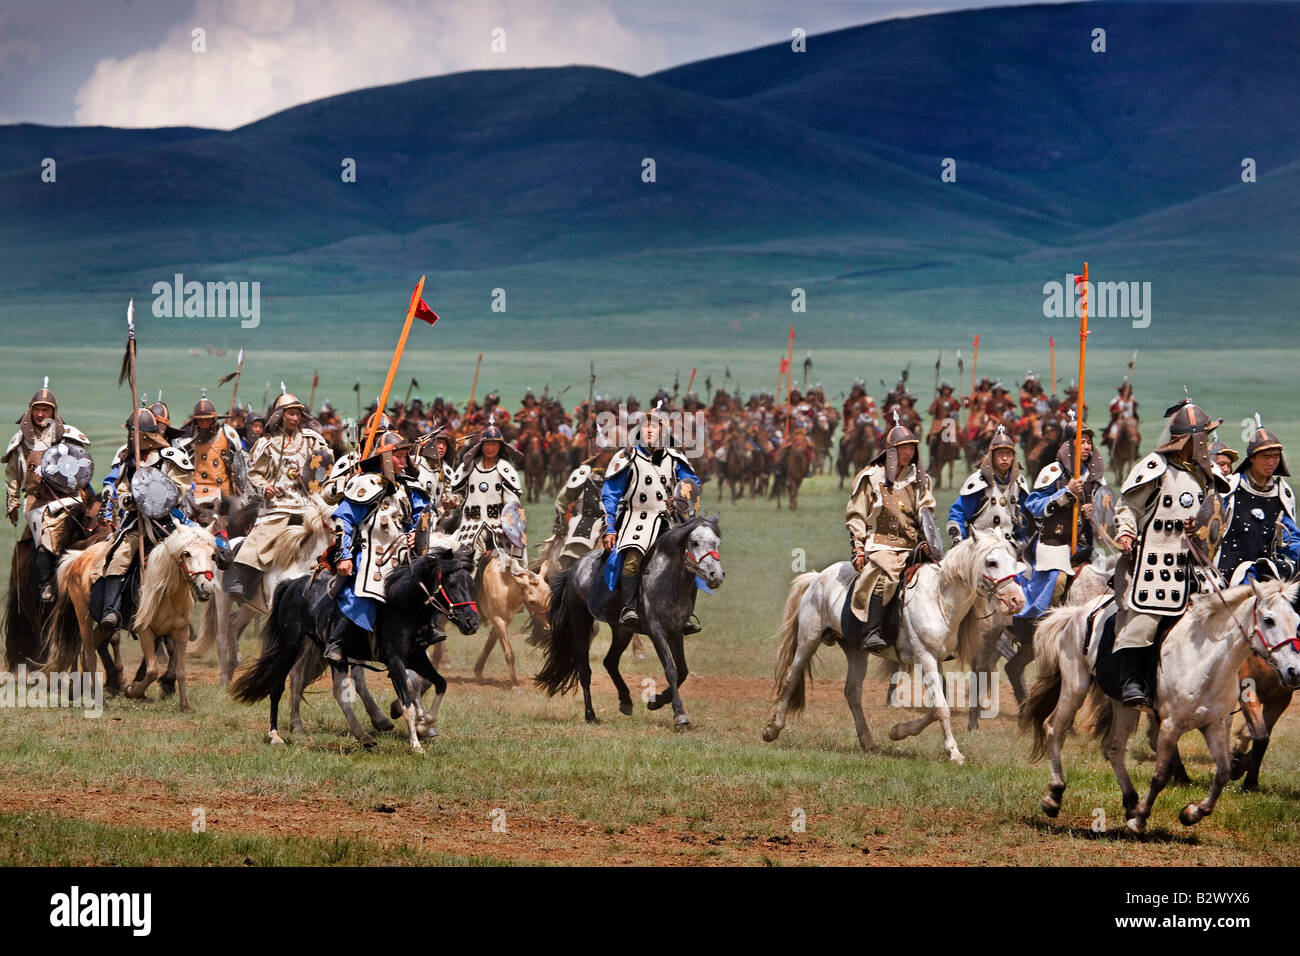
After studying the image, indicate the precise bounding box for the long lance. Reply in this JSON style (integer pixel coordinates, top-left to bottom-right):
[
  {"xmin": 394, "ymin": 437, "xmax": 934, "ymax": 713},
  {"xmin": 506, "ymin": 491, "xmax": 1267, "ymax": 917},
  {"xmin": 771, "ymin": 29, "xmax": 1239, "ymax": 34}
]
[
  {"xmin": 673, "ymin": 369, "xmax": 680, "ymax": 404},
  {"xmin": 352, "ymin": 381, "xmax": 361, "ymax": 424},
  {"xmin": 1072, "ymin": 263, "xmax": 1091, "ymax": 553},
  {"xmin": 308, "ymin": 369, "xmax": 319, "ymax": 413},
  {"xmin": 1126, "ymin": 349, "xmax": 1139, "ymax": 399},
  {"xmin": 955, "ymin": 350, "xmax": 964, "ymax": 427},
  {"xmin": 587, "ymin": 360, "xmax": 595, "ymax": 414},
  {"xmin": 686, "ymin": 367, "xmax": 696, "ymax": 399},
  {"xmin": 223, "ymin": 345, "xmax": 245, "ymax": 418},
  {"xmin": 124, "ymin": 300, "xmax": 145, "ymax": 571},
  {"xmin": 933, "ymin": 350, "xmax": 942, "ymax": 395},
  {"xmin": 1049, "ymin": 336, "xmax": 1057, "ymax": 396},
  {"xmin": 786, "ymin": 325, "xmax": 795, "ymax": 409},
  {"xmin": 803, "ymin": 351, "xmax": 812, "ymax": 391},
  {"xmin": 467, "ymin": 352, "xmax": 483, "ymax": 415},
  {"xmin": 403, "ymin": 376, "xmax": 418, "ymax": 407},
  {"xmin": 363, "ymin": 275, "xmax": 426, "ymax": 459}
]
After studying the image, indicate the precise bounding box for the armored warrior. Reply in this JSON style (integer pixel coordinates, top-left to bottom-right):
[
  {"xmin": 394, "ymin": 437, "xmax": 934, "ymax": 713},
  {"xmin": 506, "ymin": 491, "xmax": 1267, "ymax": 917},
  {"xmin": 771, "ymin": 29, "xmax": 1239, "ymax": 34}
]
[
  {"xmin": 324, "ymin": 431, "xmax": 430, "ymax": 663},
  {"xmin": 224, "ymin": 389, "xmax": 331, "ymax": 600},
  {"xmin": 1112, "ymin": 398, "xmax": 1231, "ymax": 708},
  {"xmin": 947, "ymin": 426, "xmax": 1031, "ymax": 548},
  {"xmin": 548, "ymin": 447, "xmax": 616, "ymax": 572},
  {"xmin": 3, "ymin": 380, "xmax": 93, "ymax": 604},
  {"xmin": 844, "ymin": 415, "xmax": 938, "ymax": 653},
  {"xmin": 1017, "ymin": 421, "xmax": 1107, "ymax": 624},
  {"xmin": 1215, "ymin": 423, "xmax": 1299, "ymax": 584},
  {"xmin": 175, "ymin": 389, "xmax": 247, "ymax": 523},
  {"xmin": 1208, "ymin": 438, "xmax": 1238, "ymax": 479},
  {"xmin": 451, "ymin": 420, "xmax": 524, "ymax": 573},
  {"xmin": 601, "ymin": 404, "xmax": 701, "ymax": 632},
  {"xmin": 93, "ymin": 408, "xmax": 195, "ymax": 628}
]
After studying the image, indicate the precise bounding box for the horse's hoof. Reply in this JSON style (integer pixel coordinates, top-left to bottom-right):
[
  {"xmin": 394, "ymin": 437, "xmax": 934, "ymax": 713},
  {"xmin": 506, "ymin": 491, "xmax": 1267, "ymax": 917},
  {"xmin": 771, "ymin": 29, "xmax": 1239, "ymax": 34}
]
[
  {"xmin": 267, "ymin": 730, "xmax": 286, "ymax": 746},
  {"xmin": 673, "ymin": 714, "xmax": 691, "ymax": 730},
  {"xmin": 585, "ymin": 713, "xmax": 600, "ymax": 724},
  {"xmin": 373, "ymin": 718, "xmax": 396, "ymax": 733},
  {"xmin": 950, "ymin": 751, "xmax": 966, "ymax": 765},
  {"xmin": 1241, "ymin": 780, "xmax": 1259, "ymax": 793},
  {"xmin": 1040, "ymin": 796, "xmax": 1061, "ymax": 818},
  {"xmin": 290, "ymin": 723, "xmax": 305, "ymax": 735},
  {"xmin": 762, "ymin": 724, "xmax": 780, "ymax": 742},
  {"xmin": 179, "ymin": 703, "xmax": 194, "ymax": 714},
  {"xmin": 1124, "ymin": 817, "xmax": 1145, "ymax": 836},
  {"xmin": 390, "ymin": 700, "xmax": 402, "ymax": 721},
  {"xmin": 647, "ymin": 696, "xmax": 667, "ymax": 712},
  {"xmin": 888, "ymin": 724, "xmax": 906, "ymax": 741},
  {"xmin": 861, "ymin": 742, "xmax": 880, "ymax": 754},
  {"xmin": 411, "ymin": 741, "xmax": 424, "ymax": 754},
  {"xmin": 361, "ymin": 738, "xmax": 377, "ymax": 750},
  {"xmin": 619, "ymin": 701, "xmax": 634, "ymax": 716},
  {"xmin": 159, "ymin": 683, "xmax": 176, "ymax": 699},
  {"xmin": 1179, "ymin": 804, "xmax": 1203, "ymax": 827}
]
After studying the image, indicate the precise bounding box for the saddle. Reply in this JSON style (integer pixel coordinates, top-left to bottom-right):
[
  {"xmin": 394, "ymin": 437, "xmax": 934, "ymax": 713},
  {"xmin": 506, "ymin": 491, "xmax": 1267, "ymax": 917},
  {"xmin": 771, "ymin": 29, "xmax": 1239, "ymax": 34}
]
[
  {"xmin": 836, "ymin": 549, "xmax": 929, "ymax": 648},
  {"xmin": 1085, "ymin": 598, "xmax": 1178, "ymax": 705}
]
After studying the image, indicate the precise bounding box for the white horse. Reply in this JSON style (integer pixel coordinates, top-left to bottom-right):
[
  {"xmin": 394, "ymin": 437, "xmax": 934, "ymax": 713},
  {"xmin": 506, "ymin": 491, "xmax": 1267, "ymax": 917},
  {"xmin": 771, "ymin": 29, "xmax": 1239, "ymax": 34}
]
[
  {"xmin": 1023, "ymin": 577, "xmax": 1300, "ymax": 834},
  {"xmin": 763, "ymin": 530, "xmax": 1026, "ymax": 763},
  {"xmin": 193, "ymin": 498, "xmax": 334, "ymax": 683}
]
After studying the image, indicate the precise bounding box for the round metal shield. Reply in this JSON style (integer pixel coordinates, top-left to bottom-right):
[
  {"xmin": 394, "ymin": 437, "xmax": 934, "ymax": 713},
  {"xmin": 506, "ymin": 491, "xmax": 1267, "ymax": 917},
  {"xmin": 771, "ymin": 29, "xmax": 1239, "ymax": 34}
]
[
  {"xmin": 39, "ymin": 441, "xmax": 94, "ymax": 496},
  {"xmin": 130, "ymin": 465, "xmax": 181, "ymax": 519},
  {"xmin": 501, "ymin": 499, "xmax": 527, "ymax": 548},
  {"xmin": 1186, "ymin": 490, "xmax": 1227, "ymax": 568},
  {"xmin": 302, "ymin": 446, "xmax": 335, "ymax": 495}
]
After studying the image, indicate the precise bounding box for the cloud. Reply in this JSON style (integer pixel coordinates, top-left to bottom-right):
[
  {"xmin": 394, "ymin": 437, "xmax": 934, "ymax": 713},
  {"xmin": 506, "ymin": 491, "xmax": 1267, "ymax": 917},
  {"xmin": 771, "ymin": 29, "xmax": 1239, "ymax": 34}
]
[{"xmin": 72, "ymin": 0, "xmax": 663, "ymax": 129}]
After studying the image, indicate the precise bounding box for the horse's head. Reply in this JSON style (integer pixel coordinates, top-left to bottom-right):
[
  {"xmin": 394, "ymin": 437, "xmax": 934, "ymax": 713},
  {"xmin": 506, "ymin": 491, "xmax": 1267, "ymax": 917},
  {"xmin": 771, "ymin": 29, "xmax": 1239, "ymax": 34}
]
[
  {"xmin": 966, "ymin": 529, "xmax": 1025, "ymax": 617},
  {"xmin": 428, "ymin": 545, "xmax": 480, "ymax": 635},
  {"xmin": 510, "ymin": 563, "xmax": 552, "ymax": 618},
  {"xmin": 1249, "ymin": 579, "xmax": 1300, "ymax": 689},
  {"xmin": 683, "ymin": 514, "xmax": 724, "ymax": 590},
  {"xmin": 167, "ymin": 524, "xmax": 219, "ymax": 602}
]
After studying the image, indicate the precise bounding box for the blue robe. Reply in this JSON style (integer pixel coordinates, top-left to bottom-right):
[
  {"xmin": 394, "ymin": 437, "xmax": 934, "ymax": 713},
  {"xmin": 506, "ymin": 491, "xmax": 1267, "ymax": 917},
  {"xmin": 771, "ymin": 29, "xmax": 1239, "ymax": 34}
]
[
  {"xmin": 601, "ymin": 448, "xmax": 700, "ymax": 591},
  {"xmin": 332, "ymin": 488, "xmax": 428, "ymax": 630}
]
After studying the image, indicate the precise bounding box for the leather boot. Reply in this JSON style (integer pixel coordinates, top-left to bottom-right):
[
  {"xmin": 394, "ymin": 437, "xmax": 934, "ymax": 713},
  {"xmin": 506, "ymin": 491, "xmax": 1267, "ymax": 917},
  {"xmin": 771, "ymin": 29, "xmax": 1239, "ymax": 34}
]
[
  {"xmin": 96, "ymin": 574, "xmax": 128, "ymax": 629},
  {"xmin": 683, "ymin": 587, "xmax": 702, "ymax": 635},
  {"xmin": 31, "ymin": 546, "xmax": 58, "ymax": 605},
  {"xmin": 223, "ymin": 562, "xmax": 262, "ymax": 601},
  {"xmin": 861, "ymin": 593, "xmax": 887, "ymax": 653},
  {"xmin": 1118, "ymin": 647, "xmax": 1152, "ymax": 709},
  {"xmin": 618, "ymin": 574, "xmax": 640, "ymax": 630},
  {"xmin": 324, "ymin": 616, "xmax": 351, "ymax": 664}
]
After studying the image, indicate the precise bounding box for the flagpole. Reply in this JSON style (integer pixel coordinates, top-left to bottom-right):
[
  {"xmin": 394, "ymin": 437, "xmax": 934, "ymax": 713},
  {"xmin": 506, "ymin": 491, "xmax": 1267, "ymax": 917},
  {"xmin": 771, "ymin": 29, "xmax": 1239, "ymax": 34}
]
[
  {"xmin": 125, "ymin": 300, "xmax": 145, "ymax": 570},
  {"xmin": 785, "ymin": 325, "xmax": 795, "ymax": 421},
  {"xmin": 1049, "ymin": 336, "xmax": 1057, "ymax": 396},
  {"xmin": 467, "ymin": 352, "xmax": 483, "ymax": 416},
  {"xmin": 363, "ymin": 276, "xmax": 425, "ymax": 459},
  {"xmin": 226, "ymin": 346, "xmax": 245, "ymax": 418},
  {"xmin": 1072, "ymin": 263, "xmax": 1090, "ymax": 553},
  {"xmin": 308, "ymin": 369, "xmax": 319, "ymax": 413}
]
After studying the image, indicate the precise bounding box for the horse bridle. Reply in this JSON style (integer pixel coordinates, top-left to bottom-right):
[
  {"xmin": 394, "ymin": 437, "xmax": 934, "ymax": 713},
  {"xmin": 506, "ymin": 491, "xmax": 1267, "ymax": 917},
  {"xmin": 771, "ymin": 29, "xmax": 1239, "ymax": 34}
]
[
  {"xmin": 1247, "ymin": 597, "xmax": 1300, "ymax": 664},
  {"xmin": 415, "ymin": 561, "xmax": 479, "ymax": 619},
  {"xmin": 684, "ymin": 546, "xmax": 719, "ymax": 576}
]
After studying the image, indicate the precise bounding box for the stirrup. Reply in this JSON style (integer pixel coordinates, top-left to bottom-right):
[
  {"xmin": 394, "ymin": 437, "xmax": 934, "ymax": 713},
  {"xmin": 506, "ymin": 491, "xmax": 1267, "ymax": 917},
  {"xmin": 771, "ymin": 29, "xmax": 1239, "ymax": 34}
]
[
  {"xmin": 682, "ymin": 616, "xmax": 702, "ymax": 635},
  {"xmin": 323, "ymin": 642, "xmax": 346, "ymax": 664}
]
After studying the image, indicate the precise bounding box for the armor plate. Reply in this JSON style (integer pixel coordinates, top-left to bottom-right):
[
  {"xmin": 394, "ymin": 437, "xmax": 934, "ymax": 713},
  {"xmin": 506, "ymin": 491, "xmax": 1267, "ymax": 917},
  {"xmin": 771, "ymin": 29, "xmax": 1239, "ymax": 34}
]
[
  {"xmin": 131, "ymin": 465, "xmax": 181, "ymax": 519},
  {"xmin": 39, "ymin": 441, "xmax": 95, "ymax": 497},
  {"xmin": 612, "ymin": 448, "xmax": 677, "ymax": 553},
  {"xmin": 1128, "ymin": 464, "xmax": 1207, "ymax": 613}
]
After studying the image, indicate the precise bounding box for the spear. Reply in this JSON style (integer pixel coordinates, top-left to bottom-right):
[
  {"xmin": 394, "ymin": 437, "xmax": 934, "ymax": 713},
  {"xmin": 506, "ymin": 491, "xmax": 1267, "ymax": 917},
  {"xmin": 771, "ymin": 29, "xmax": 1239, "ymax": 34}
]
[
  {"xmin": 352, "ymin": 381, "xmax": 361, "ymax": 424},
  {"xmin": 933, "ymin": 351, "xmax": 942, "ymax": 395},
  {"xmin": 218, "ymin": 345, "xmax": 245, "ymax": 418},
  {"xmin": 1049, "ymin": 336, "xmax": 1057, "ymax": 396},
  {"xmin": 955, "ymin": 349, "xmax": 965, "ymax": 425},
  {"xmin": 467, "ymin": 353, "xmax": 483, "ymax": 414},
  {"xmin": 686, "ymin": 367, "xmax": 696, "ymax": 398},
  {"xmin": 403, "ymin": 377, "xmax": 418, "ymax": 407},
  {"xmin": 118, "ymin": 299, "xmax": 146, "ymax": 570},
  {"xmin": 588, "ymin": 360, "xmax": 596, "ymax": 411},
  {"xmin": 704, "ymin": 375, "xmax": 712, "ymax": 402},
  {"xmin": 308, "ymin": 369, "xmax": 319, "ymax": 413},
  {"xmin": 803, "ymin": 351, "xmax": 812, "ymax": 391},
  {"xmin": 1126, "ymin": 349, "xmax": 1138, "ymax": 398},
  {"xmin": 1072, "ymin": 263, "xmax": 1091, "ymax": 553}
]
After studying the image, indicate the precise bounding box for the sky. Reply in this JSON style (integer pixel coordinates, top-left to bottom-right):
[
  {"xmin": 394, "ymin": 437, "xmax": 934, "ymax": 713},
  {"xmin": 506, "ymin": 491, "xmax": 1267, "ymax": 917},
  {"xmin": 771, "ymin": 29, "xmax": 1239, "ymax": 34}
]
[{"xmin": 0, "ymin": 0, "xmax": 1077, "ymax": 130}]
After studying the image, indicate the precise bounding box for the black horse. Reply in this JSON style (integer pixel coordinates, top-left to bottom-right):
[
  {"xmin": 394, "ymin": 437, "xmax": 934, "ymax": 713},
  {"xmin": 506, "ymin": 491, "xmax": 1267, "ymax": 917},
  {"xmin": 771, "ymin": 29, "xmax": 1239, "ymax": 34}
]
[
  {"xmin": 536, "ymin": 514, "xmax": 724, "ymax": 729},
  {"xmin": 231, "ymin": 546, "xmax": 479, "ymax": 750}
]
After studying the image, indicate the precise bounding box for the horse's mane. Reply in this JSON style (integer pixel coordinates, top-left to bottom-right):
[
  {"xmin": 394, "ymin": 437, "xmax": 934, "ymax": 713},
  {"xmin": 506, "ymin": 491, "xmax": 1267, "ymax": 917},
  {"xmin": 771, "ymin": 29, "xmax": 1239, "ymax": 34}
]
[
  {"xmin": 1180, "ymin": 577, "xmax": 1299, "ymax": 633},
  {"xmin": 135, "ymin": 523, "xmax": 216, "ymax": 627},
  {"xmin": 264, "ymin": 499, "xmax": 332, "ymax": 567},
  {"xmin": 938, "ymin": 533, "xmax": 983, "ymax": 589},
  {"xmin": 383, "ymin": 545, "xmax": 473, "ymax": 607}
]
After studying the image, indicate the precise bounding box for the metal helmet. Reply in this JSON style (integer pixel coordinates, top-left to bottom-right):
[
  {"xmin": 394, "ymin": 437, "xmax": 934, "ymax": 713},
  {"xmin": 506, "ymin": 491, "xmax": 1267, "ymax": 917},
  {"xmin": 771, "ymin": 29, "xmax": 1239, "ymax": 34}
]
[
  {"xmin": 274, "ymin": 391, "xmax": 306, "ymax": 413},
  {"xmin": 29, "ymin": 377, "xmax": 57, "ymax": 412},
  {"xmin": 871, "ymin": 412, "xmax": 920, "ymax": 483},
  {"xmin": 360, "ymin": 428, "xmax": 411, "ymax": 480},
  {"xmin": 1208, "ymin": 439, "xmax": 1238, "ymax": 464},
  {"xmin": 938, "ymin": 381, "xmax": 953, "ymax": 393},
  {"xmin": 989, "ymin": 424, "xmax": 1016, "ymax": 452},
  {"xmin": 126, "ymin": 408, "xmax": 160, "ymax": 434},
  {"xmin": 1154, "ymin": 396, "xmax": 1224, "ymax": 483},
  {"xmin": 193, "ymin": 388, "xmax": 218, "ymax": 419},
  {"xmin": 1239, "ymin": 425, "xmax": 1288, "ymax": 476},
  {"xmin": 148, "ymin": 401, "xmax": 171, "ymax": 427}
]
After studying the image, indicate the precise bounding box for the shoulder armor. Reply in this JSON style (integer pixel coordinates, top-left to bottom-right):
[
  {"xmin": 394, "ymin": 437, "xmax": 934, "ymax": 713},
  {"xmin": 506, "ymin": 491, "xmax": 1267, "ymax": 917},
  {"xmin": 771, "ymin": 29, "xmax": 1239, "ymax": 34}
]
[
  {"xmin": 663, "ymin": 446, "xmax": 692, "ymax": 469},
  {"xmin": 1033, "ymin": 462, "xmax": 1063, "ymax": 491},
  {"xmin": 343, "ymin": 473, "xmax": 385, "ymax": 504},
  {"xmin": 959, "ymin": 472, "xmax": 988, "ymax": 496},
  {"xmin": 1120, "ymin": 452, "xmax": 1167, "ymax": 495},
  {"xmin": 2, "ymin": 431, "xmax": 21, "ymax": 462},
  {"xmin": 497, "ymin": 460, "xmax": 521, "ymax": 492},
  {"xmin": 159, "ymin": 445, "xmax": 194, "ymax": 470},
  {"xmin": 566, "ymin": 464, "xmax": 593, "ymax": 489},
  {"xmin": 1016, "ymin": 475, "xmax": 1031, "ymax": 496},
  {"xmin": 250, "ymin": 435, "xmax": 272, "ymax": 458},
  {"xmin": 171, "ymin": 435, "xmax": 194, "ymax": 451},
  {"xmin": 301, "ymin": 427, "xmax": 328, "ymax": 447},
  {"xmin": 606, "ymin": 450, "xmax": 633, "ymax": 477},
  {"xmin": 1223, "ymin": 473, "xmax": 1240, "ymax": 495},
  {"xmin": 222, "ymin": 424, "xmax": 243, "ymax": 445},
  {"xmin": 328, "ymin": 452, "xmax": 358, "ymax": 480},
  {"xmin": 1279, "ymin": 477, "xmax": 1296, "ymax": 519},
  {"xmin": 61, "ymin": 425, "xmax": 90, "ymax": 445},
  {"xmin": 849, "ymin": 464, "xmax": 880, "ymax": 499}
]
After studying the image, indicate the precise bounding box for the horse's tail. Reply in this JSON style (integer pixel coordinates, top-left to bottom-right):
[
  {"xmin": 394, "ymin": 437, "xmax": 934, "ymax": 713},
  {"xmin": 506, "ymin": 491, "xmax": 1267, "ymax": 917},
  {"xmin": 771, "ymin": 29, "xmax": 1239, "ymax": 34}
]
[
  {"xmin": 230, "ymin": 578, "xmax": 301, "ymax": 704},
  {"xmin": 772, "ymin": 572, "xmax": 818, "ymax": 714},
  {"xmin": 524, "ymin": 607, "xmax": 551, "ymax": 649},
  {"xmin": 1019, "ymin": 604, "xmax": 1074, "ymax": 761},
  {"xmin": 533, "ymin": 568, "xmax": 590, "ymax": 696},
  {"xmin": 192, "ymin": 595, "xmax": 219, "ymax": 657},
  {"xmin": 40, "ymin": 552, "xmax": 86, "ymax": 674},
  {"xmin": 3, "ymin": 554, "xmax": 38, "ymax": 671}
]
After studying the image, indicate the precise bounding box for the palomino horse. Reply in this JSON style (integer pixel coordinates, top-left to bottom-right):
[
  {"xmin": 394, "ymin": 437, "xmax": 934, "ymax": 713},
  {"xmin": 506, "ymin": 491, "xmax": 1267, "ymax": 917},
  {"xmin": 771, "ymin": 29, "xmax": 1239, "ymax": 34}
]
[
  {"xmin": 536, "ymin": 515, "xmax": 724, "ymax": 728},
  {"xmin": 438, "ymin": 553, "xmax": 549, "ymax": 686},
  {"xmin": 1230, "ymin": 653, "xmax": 1298, "ymax": 791},
  {"xmin": 1108, "ymin": 414, "xmax": 1141, "ymax": 484},
  {"xmin": 192, "ymin": 497, "xmax": 333, "ymax": 684},
  {"xmin": 43, "ymin": 523, "xmax": 219, "ymax": 710},
  {"xmin": 1023, "ymin": 578, "xmax": 1300, "ymax": 834},
  {"xmin": 763, "ymin": 530, "xmax": 1026, "ymax": 764}
]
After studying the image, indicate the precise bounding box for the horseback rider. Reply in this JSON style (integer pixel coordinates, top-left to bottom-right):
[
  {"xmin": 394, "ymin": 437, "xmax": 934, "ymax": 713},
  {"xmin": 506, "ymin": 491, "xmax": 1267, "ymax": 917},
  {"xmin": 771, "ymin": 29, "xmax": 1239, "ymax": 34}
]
[
  {"xmin": 947, "ymin": 425, "xmax": 1031, "ymax": 549},
  {"xmin": 1216, "ymin": 423, "xmax": 1299, "ymax": 584},
  {"xmin": 844, "ymin": 414, "xmax": 938, "ymax": 653},
  {"xmin": 3, "ymin": 379, "xmax": 93, "ymax": 605},
  {"xmin": 1016, "ymin": 420, "xmax": 1107, "ymax": 631},
  {"xmin": 601, "ymin": 403, "xmax": 701, "ymax": 632},
  {"xmin": 550, "ymin": 446, "xmax": 616, "ymax": 572},
  {"xmin": 1104, "ymin": 379, "xmax": 1139, "ymax": 450},
  {"xmin": 1113, "ymin": 398, "xmax": 1231, "ymax": 708},
  {"xmin": 324, "ymin": 430, "xmax": 430, "ymax": 663},
  {"xmin": 224, "ymin": 389, "xmax": 331, "ymax": 600},
  {"xmin": 175, "ymin": 389, "xmax": 247, "ymax": 524},
  {"xmin": 1209, "ymin": 438, "xmax": 1239, "ymax": 478},
  {"xmin": 93, "ymin": 408, "xmax": 195, "ymax": 628},
  {"xmin": 451, "ymin": 418, "xmax": 524, "ymax": 574}
]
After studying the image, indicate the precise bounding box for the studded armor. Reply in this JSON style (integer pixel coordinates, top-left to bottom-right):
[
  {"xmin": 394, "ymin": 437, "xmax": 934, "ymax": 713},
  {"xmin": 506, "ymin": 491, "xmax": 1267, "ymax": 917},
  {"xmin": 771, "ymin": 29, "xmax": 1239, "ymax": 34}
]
[
  {"xmin": 607, "ymin": 447, "xmax": 680, "ymax": 552},
  {"xmin": 1117, "ymin": 452, "xmax": 1213, "ymax": 614}
]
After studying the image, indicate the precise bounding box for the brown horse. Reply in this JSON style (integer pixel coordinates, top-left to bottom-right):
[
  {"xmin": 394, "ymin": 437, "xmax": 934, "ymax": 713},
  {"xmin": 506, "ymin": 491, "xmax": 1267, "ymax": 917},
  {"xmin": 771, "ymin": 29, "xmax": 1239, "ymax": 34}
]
[
  {"xmin": 1107, "ymin": 414, "xmax": 1141, "ymax": 484},
  {"xmin": 1230, "ymin": 653, "xmax": 1297, "ymax": 791},
  {"xmin": 771, "ymin": 437, "xmax": 811, "ymax": 510},
  {"xmin": 718, "ymin": 428, "xmax": 752, "ymax": 503},
  {"xmin": 521, "ymin": 431, "xmax": 546, "ymax": 502},
  {"xmin": 546, "ymin": 432, "xmax": 571, "ymax": 495},
  {"xmin": 42, "ymin": 523, "xmax": 218, "ymax": 710},
  {"xmin": 808, "ymin": 412, "xmax": 835, "ymax": 475},
  {"xmin": 926, "ymin": 419, "xmax": 962, "ymax": 490},
  {"xmin": 836, "ymin": 420, "xmax": 876, "ymax": 488}
]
